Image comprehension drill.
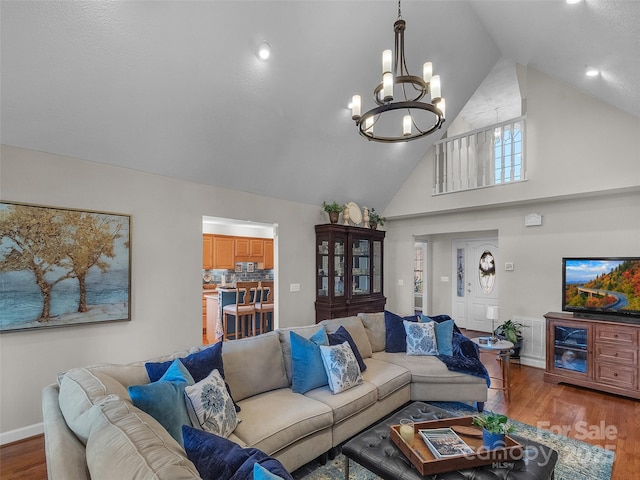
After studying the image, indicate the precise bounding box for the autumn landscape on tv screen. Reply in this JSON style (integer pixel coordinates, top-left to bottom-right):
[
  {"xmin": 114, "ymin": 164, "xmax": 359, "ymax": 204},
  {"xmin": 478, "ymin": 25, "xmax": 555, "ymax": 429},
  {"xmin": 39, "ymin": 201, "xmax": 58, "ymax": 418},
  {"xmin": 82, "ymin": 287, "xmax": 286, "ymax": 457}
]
[{"xmin": 565, "ymin": 259, "xmax": 640, "ymax": 313}]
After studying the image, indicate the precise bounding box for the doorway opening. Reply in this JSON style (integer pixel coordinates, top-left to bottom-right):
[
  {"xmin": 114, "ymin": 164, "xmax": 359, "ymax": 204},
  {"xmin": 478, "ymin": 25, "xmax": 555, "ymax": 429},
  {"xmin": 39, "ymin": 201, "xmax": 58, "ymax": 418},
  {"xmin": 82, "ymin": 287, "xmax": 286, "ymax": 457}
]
[
  {"xmin": 202, "ymin": 216, "xmax": 278, "ymax": 344},
  {"xmin": 414, "ymin": 240, "xmax": 428, "ymax": 315}
]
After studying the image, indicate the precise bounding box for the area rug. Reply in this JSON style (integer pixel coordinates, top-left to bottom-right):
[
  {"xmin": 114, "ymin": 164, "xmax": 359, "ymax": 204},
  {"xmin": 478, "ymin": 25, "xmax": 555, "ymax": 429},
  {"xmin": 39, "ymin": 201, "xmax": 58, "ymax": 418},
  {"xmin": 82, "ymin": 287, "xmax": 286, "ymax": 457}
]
[{"xmin": 292, "ymin": 402, "xmax": 614, "ymax": 480}]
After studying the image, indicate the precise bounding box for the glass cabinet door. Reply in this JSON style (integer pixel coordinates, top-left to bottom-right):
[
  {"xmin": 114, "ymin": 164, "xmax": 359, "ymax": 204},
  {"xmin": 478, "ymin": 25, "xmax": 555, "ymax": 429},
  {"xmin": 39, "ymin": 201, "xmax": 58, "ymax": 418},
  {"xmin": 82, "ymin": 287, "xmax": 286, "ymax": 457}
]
[
  {"xmin": 316, "ymin": 232, "xmax": 345, "ymax": 299},
  {"xmin": 351, "ymin": 237, "xmax": 370, "ymax": 296},
  {"xmin": 334, "ymin": 238, "xmax": 345, "ymax": 297},
  {"xmin": 553, "ymin": 325, "xmax": 588, "ymax": 373},
  {"xmin": 317, "ymin": 238, "xmax": 329, "ymax": 298},
  {"xmin": 372, "ymin": 240, "xmax": 382, "ymax": 293}
]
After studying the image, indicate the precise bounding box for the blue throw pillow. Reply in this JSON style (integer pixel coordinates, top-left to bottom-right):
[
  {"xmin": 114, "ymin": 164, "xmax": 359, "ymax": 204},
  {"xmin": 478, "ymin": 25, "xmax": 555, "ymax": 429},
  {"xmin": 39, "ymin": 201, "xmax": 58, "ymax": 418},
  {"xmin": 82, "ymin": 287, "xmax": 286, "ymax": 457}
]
[
  {"xmin": 128, "ymin": 359, "xmax": 194, "ymax": 446},
  {"xmin": 145, "ymin": 342, "xmax": 240, "ymax": 412},
  {"xmin": 254, "ymin": 462, "xmax": 288, "ymax": 480},
  {"xmin": 156, "ymin": 357, "xmax": 196, "ymax": 383},
  {"xmin": 182, "ymin": 425, "xmax": 293, "ymax": 480},
  {"xmin": 426, "ymin": 314, "xmax": 462, "ymax": 334},
  {"xmin": 384, "ymin": 310, "xmax": 418, "ymax": 353},
  {"xmin": 328, "ymin": 325, "xmax": 366, "ymax": 372},
  {"xmin": 183, "ymin": 425, "xmax": 237, "ymax": 480},
  {"xmin": 145, "ymin": 342, "xmax": 224, "ymax": 382},
  {"xmin": 290, "ymin": 328, "xmax": 329, "ymax": 394},
  {"xmin": 420, "ymin": 315, "xmax": 455, "ymax": 356}
]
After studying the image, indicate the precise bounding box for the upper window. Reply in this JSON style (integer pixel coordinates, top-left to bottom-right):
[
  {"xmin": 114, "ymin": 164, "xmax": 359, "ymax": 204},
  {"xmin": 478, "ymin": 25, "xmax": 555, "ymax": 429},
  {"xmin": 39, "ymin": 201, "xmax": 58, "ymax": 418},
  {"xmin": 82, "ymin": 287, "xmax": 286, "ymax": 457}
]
[
  {"xmin": 433, "ymin": 116, "xmax": 526, "ymax": 195},
  {"xmin": 494, "ymin": 123, "xmax": 523, "ymax": 184}
]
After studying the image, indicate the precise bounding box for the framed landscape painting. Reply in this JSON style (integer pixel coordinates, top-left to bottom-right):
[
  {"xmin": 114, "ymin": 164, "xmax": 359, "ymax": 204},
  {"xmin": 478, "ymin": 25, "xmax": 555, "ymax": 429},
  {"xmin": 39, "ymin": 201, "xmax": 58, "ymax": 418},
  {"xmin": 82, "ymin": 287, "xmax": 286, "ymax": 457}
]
[{"xmin": 0, "ymin": 201, "xmax": 131, "ymax": 332}]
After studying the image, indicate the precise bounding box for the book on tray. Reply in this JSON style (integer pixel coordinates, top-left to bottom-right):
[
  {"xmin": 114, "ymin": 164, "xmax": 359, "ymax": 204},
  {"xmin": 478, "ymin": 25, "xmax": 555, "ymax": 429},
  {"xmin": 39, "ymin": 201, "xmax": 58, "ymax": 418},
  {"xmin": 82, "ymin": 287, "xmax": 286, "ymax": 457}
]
[{"xmin": 418, "ymin": 428, "xmax": 475, "ymax": 458}]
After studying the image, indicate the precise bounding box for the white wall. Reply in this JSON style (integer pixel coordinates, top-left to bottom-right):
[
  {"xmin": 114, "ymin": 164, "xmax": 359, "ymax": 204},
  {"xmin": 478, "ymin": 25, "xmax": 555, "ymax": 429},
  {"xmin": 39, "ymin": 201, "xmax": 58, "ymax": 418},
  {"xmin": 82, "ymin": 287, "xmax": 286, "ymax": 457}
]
[
  {"xmin": 202, "ymin": 219, "xmax": 274, "ymax": 238},
  {"xmin": 383, "ymin": 67, "xmax": 640, "ymax": 343},
  {"xmin": 385, "ymin": 192, "xmax": 640, "ymax": 318},
  {"xmin": 384, "ymin": 67, "xmax": 640, "ymax": 218},
  {"xmin": 0, "ymin": 145, "xmax": 323, "ymax": 439}
]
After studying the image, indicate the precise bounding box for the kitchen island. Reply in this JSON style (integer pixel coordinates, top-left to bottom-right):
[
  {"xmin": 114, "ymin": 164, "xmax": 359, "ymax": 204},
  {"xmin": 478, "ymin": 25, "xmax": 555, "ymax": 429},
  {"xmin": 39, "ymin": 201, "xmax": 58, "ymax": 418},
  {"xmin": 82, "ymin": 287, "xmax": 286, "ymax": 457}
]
[{"xmin": 204, "ymin": 287, "xmax": 241, "ymax": 342}]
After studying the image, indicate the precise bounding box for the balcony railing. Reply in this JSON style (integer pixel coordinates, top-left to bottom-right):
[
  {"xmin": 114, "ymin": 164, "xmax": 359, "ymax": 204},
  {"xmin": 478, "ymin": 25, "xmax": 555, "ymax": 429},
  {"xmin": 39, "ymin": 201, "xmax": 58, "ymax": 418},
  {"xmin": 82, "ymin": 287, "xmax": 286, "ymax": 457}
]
[{"xmin": 433, "ymin": 116, "xmax": 526, "ymax": 195}]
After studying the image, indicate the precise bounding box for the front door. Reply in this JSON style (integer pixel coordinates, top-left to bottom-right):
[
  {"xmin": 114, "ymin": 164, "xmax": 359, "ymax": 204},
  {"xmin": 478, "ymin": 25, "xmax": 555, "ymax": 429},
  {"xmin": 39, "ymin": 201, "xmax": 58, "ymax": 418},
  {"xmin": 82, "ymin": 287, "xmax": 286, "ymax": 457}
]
[{"xmin": 451, "ymin": 238, "xmax": 499, "ymax": 331}]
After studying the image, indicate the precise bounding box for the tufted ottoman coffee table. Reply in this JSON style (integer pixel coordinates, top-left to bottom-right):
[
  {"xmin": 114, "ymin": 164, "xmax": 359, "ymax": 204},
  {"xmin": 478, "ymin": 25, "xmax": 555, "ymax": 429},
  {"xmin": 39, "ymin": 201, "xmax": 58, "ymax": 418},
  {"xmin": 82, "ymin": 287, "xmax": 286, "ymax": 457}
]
[{"xmin": 342, "ymin": 402, "xmax": 557, "ymax": 480}]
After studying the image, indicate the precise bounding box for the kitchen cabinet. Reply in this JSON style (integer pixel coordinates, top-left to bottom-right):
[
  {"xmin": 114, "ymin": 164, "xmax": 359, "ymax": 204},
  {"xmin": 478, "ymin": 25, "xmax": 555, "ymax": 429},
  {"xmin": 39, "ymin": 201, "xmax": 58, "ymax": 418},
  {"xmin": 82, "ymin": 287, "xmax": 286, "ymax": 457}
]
[
  {"xmin": 315, "ymin": 224, "xmax": 385, "ymax": 322},
  {"xmin": 250, "ymin": 238, "xmax": 264, "ymax": 257},
  {"xmin": 235, "ymin": 237, "xmax": 266, "ymax": 262},
  {"xmin": 235, "ymin": 237, "xmax": 250, "ymax": 257},
  {"xmin": 203, "ymin": 234, "xmax": 274, "ymax": 268},
  {"xmin": 263, "ymin": 239, "xmax": 274, "ymax": 269},
  {"xmin": 213, "ymin": 236, "xmax": 235, "ymax": 269},
  {"xmin": 202, "ymin": 234, "xmax": 214, "ymax": 269},
  {"xmin": 203, "ymin": 234, "xmax": 234, "ymax": 269}
]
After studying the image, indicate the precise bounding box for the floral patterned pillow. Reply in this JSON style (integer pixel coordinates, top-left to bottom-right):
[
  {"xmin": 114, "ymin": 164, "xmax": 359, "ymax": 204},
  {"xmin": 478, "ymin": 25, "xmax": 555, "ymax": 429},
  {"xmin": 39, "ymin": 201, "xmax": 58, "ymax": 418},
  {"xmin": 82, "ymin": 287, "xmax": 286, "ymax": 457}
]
[
  {"xmin": 184, "ymin": 368, "xmax": 239, "ymax": 438},
  {"xmin": 404, "ymin": 320, "xmax": 439, "ymax": 356},
  {"xmin": 319, "ymin": 341, "xmax": 362, "ymax": 394}
]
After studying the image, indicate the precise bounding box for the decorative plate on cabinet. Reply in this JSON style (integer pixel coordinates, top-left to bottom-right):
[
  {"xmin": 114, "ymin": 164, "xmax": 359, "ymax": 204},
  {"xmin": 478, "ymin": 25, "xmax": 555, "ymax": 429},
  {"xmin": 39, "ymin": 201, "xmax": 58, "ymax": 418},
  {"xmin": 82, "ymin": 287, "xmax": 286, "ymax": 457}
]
[{"xmin": 346, "ymin": 202, "xmax": 362, "ymax": 226}]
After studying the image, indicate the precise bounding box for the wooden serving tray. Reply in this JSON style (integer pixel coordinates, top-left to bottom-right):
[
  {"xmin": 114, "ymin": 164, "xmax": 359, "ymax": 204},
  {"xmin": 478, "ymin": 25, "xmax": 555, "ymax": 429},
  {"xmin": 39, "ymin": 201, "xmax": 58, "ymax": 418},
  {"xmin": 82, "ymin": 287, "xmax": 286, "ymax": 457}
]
[{"xmin": 390, "ymin": 416, "xmax": 523, "ymax": 476}]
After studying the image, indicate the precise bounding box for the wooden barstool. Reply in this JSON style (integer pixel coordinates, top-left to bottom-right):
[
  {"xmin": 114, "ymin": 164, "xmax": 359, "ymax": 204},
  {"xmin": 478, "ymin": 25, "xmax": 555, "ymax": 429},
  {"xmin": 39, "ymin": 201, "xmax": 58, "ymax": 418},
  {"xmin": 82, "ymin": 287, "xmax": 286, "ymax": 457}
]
[
  {"xmin": 255, "ymin": 281, "xmax": 274, "ymax": 335},
  {"xmin": 222, "ymin": 281, "xmax": 258, "ymax": 340}
]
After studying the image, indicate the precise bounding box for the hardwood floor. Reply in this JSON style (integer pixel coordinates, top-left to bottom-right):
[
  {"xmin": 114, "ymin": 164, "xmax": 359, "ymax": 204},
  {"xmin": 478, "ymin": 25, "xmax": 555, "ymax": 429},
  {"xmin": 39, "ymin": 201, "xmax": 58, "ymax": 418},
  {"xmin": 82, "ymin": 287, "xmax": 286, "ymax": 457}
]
[
  {"xmin": 472, "ymin": 330, "xmax": 639, "ymax": 480},
  {"xmin": 1, "ymin": 336, "xmax": 637, "ymax": 479},
  {"xmin": 0, "ymin": 435, "xmax": 47, "ymax": 480}
]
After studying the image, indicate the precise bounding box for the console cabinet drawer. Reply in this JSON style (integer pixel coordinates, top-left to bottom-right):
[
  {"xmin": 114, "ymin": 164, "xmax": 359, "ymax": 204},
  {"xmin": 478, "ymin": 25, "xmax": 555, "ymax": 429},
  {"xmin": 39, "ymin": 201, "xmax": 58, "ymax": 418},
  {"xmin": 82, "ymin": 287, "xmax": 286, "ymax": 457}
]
[
  {"xmin": 595, "ymin": 325, "xmax": 638, "ymax": 346},
  {"xmin": 595, "ymin": 344, "xmax": 638, "ymax": 365},
  {"xmin": 594, "ymin": 362, "xmax": 638, "ymax": 389}
]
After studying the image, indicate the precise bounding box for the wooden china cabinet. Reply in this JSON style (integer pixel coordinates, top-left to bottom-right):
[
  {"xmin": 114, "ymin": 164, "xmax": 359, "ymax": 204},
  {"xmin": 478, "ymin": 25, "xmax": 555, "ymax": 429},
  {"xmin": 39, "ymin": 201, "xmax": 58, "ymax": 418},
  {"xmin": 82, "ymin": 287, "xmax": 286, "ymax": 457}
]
[{"xmin": 315, "ymin": 224, "xmax": 386, "ymax": 322}]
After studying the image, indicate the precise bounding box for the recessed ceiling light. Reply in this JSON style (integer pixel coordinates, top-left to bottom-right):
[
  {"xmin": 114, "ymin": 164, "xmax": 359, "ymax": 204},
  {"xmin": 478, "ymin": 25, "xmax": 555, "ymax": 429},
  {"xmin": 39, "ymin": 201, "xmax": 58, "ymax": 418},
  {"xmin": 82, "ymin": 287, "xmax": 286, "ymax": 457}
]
[
  {"xmin": 566, "ymin": 0, "xmax": 582, "ymax": 4},
  {"xmin": 585, "ymin": 65, "xmax": 599, "ymax": 77},
  {"xmin": 256, "ymin": 41, "xmax": 271, "ymax": 61}
]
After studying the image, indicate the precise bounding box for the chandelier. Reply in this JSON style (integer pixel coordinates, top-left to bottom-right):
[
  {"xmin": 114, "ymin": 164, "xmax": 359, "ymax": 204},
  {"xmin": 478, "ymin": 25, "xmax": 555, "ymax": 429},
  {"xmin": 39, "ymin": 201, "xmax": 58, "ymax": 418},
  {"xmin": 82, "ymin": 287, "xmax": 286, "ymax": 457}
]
[{"xmin": 351, "ymin": 1, "xmax": 446, "ymax": 143}]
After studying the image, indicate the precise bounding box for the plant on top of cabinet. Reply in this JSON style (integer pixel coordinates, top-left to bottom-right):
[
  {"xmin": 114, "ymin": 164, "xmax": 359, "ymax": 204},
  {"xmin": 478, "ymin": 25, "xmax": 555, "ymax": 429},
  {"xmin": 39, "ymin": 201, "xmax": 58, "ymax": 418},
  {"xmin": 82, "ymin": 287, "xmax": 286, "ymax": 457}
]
[
  {"xmin": 368, "ymin": 208, "xmax": 386, "ymax": 229},
  {"xmin": 322, "ymin": 201, "xmax": 344, "ymax": 224}
]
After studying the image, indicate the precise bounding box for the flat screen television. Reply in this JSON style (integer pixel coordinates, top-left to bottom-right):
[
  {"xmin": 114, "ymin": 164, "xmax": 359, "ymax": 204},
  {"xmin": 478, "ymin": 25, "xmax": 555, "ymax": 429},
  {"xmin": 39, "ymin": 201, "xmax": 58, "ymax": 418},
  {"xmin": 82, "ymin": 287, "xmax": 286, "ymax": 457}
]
[{"xmin": 562, "ymin": 257, "xmax": 640, "ymax": 322}]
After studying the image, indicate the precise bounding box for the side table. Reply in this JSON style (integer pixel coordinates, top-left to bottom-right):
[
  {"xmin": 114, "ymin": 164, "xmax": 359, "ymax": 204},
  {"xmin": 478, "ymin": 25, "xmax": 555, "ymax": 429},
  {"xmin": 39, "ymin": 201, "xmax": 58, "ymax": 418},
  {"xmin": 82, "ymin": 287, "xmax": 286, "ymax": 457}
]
[{"xmin": 471, "ymin": 337, "xmax": 514, "ymax": 401}]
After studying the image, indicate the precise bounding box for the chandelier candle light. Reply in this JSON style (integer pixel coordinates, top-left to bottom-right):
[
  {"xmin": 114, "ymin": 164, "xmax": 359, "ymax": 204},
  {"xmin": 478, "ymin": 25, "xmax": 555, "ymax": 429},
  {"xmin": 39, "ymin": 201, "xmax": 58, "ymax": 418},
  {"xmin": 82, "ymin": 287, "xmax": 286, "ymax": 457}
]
[{"xmin": 351, "ymin": 1, "xmax": 445, "ymax": 142}]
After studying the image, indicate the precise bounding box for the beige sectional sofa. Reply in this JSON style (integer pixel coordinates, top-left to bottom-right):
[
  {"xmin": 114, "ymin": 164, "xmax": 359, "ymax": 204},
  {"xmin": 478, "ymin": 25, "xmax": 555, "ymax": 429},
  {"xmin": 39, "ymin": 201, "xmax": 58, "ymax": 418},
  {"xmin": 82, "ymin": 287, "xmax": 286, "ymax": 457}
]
[{"xmin": 42, "ymin": 313, "xmax": 488, "ymax": 479}]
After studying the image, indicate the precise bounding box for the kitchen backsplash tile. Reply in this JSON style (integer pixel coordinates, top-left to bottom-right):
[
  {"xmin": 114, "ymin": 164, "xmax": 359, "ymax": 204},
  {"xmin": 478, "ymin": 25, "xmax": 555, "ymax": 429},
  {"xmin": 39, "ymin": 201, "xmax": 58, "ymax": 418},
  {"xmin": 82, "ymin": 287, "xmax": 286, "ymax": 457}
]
[{"xmin": 203, "ymin": 264, "xmax": 273, "ymax": 285}]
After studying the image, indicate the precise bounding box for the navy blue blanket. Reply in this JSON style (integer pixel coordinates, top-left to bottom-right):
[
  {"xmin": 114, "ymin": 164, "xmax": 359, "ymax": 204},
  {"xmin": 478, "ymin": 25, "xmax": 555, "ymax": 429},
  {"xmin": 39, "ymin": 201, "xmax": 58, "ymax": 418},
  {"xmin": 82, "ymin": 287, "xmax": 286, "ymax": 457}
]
[{"xmin": 437, "ymin": 332, "xmax": 490, "ymax": 387}]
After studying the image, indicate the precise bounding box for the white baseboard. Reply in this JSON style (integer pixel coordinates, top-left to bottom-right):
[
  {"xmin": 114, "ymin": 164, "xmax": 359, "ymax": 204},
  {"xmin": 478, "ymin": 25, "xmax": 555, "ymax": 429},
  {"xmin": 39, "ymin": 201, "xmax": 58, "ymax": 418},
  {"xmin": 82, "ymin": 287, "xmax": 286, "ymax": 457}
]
[
  {"xmin": 0, "ymin": 422, "xmax": 44, "ymax": 445},
  {"xmin": 518, "ymin": 356, "xmax": 546, "ymax": 369}
]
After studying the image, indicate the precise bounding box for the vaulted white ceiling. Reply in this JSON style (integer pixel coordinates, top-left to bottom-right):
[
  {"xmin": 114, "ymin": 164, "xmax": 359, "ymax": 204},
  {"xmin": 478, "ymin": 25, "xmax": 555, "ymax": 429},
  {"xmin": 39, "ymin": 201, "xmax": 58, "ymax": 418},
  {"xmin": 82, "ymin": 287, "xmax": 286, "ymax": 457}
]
[{"xmin": 2, "ymin": 1, "xmax": 638, "ymax": 210}]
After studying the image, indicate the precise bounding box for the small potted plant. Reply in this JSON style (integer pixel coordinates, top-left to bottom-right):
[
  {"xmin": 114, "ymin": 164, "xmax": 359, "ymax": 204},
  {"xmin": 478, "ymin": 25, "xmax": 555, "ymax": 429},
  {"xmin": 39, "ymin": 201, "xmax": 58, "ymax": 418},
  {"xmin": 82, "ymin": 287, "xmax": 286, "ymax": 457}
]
[
  {"xmin": 368, "ymin": 208, "xmax": 386, "ymax": 229},
  {"xmin": 494, "ymin": 319, "xmax": 524, "ymax": 358},
  {"xmin": 322, "ymin": 201, "xmax": 344, "ymax": 224},
  {"xmin": 473, "ymin": 412, "xmax": 514, "ymax": 450}
]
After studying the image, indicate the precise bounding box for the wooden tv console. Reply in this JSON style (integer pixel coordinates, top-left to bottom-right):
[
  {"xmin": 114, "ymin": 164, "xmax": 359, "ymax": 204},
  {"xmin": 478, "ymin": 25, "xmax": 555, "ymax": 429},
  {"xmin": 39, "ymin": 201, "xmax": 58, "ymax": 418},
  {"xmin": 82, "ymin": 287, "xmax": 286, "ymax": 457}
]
[{"xmin": 544, "ymin": 312, "xmax": 640, "ymax": 400}]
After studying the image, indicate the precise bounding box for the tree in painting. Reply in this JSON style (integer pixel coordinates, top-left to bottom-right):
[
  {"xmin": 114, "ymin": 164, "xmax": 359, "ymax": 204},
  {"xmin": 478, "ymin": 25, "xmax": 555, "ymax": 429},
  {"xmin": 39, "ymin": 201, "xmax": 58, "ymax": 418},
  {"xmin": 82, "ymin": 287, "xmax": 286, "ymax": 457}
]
[
  {"xmin": 64, "ymin": 210, "xmax": 126, "ymax": 313},
  {"xmin": 0, "ymin": 205, "xmax": 75, "ymax": 321},
  {"xmin": 0, "ymin": 204, "xmax": 127, "ymax": 323}
]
